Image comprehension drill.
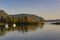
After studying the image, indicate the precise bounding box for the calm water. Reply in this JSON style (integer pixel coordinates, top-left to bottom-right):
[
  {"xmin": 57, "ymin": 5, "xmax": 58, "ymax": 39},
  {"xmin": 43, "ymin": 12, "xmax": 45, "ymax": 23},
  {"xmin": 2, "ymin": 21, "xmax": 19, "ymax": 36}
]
[{"xmin": 0, "ymin": 23, "xmax": 60, "ymax": 40}]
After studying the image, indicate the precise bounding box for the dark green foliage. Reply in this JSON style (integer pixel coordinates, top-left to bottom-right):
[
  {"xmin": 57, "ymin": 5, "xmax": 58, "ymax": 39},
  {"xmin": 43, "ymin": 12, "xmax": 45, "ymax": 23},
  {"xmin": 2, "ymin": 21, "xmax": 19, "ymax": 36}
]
[{"xmin": 0, "ymin": 16, "xmax": 6, "ymax": 23}]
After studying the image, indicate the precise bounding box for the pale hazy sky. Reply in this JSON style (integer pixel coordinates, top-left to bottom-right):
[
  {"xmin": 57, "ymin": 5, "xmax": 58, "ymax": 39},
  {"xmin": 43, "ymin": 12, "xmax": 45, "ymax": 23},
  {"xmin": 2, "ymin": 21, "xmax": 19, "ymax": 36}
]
[{"xmin": 0, "ymin": 0, "xmax": 60, "ymax": 20}]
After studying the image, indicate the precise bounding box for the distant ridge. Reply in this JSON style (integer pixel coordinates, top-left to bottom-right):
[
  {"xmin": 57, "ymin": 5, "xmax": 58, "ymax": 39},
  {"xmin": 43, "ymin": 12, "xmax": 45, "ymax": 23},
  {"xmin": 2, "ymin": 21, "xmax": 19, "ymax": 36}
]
[{"xmin": 45, "ymin": 19, "xmax": 60, "ymax": 22}]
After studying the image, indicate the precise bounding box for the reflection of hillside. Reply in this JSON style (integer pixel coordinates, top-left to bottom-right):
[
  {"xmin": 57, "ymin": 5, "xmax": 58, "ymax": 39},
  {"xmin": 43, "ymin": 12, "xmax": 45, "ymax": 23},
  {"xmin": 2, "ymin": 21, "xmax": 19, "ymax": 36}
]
[
  {"xmin": 0, "ymin": 25, "xmax": 6, "ymax": 36},
  {"xmin": 7, "ymin": 24, "xmax": 44, "ymax": 32},
  {"xmin": 0, "ymin": 24, "xmax": 44, "ymax": 36}
]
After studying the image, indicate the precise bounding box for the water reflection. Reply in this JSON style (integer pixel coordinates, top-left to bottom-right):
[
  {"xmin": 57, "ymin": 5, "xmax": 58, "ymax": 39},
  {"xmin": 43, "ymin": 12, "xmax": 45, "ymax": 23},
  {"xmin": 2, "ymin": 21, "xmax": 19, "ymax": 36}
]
[
  {"xmin": 0, "ymin": 24, "xmax": 44, "ymax": 36},
  {"xmin": 0, "ymin": 25, "xmax": 6, "ymax": 36}
]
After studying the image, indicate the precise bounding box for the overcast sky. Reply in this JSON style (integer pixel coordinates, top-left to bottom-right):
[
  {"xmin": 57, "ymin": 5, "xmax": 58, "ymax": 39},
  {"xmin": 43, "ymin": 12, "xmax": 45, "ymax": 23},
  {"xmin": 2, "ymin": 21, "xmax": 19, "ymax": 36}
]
[{"xmin": 0, "ymin": 0, "xmax": 60, "ymax": 20}]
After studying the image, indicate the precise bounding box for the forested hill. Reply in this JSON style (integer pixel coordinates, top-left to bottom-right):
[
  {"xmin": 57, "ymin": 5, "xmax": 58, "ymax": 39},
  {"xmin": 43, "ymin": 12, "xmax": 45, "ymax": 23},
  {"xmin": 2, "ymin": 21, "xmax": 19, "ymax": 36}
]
[
  {"xmin": 0, "ymin": 10, "xmax": 8, "ymax": 17},
  {"xmin": 10, "ymin": 14, "xmax": 44, "ymax": 22},
  {"xmin": 0, "ymin": 10, "xmax": 44, "ymax": 23}
]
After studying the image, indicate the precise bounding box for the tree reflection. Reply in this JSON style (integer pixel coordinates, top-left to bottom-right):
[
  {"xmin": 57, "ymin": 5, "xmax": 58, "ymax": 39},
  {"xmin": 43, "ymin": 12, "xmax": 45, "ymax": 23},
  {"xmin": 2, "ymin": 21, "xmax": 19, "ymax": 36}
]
[
  {"xmin": 0, "ymin": 25, "xmax": 6, "ymax": 36},
  {"xmin": 0, "ymin": 24, "xmax": 44, "ymax": 36}
]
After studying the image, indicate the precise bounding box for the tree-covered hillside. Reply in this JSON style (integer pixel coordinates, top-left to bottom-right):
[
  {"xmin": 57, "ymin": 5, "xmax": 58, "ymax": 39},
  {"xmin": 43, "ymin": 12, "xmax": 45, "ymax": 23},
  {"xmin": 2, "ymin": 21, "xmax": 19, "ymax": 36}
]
[{"xmin": 0, "ymin": 10, "xmax": 44, "ymax": 24}]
